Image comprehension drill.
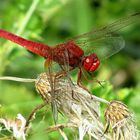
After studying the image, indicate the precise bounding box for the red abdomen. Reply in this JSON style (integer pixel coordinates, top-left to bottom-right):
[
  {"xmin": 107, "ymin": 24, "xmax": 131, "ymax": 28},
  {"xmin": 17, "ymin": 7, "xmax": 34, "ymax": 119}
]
[{"xmin": 52, "ymin": 41, "xmax": 84, "ymax": 67}]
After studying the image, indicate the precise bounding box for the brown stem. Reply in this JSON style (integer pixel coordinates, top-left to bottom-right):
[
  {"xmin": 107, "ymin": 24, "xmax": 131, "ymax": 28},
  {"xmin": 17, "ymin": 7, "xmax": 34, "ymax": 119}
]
[
  {"xmin": 46, "ymin": 123, "xmax": 77, "ymax": 133},
  {"xmin": 25, "ymin": 102, "xmax": 47, "ymax": 133}
]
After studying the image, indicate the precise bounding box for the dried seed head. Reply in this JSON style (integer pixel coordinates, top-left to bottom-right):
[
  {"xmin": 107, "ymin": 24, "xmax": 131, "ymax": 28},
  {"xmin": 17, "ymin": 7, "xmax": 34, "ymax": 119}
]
[
  {"xmin": 35, "ymin": 73, "xmax": 110, "ymax": 140},
  {"xmin": 35, "ymin": 73, "xmax": 139, "ymax": 140},
  {"xmin": 105, "ymin": 101, "xmax": 139, "ymax": 140},
  {"xmin": 105, "ymin": 101, "xmax": 130, "ymax": 125}
]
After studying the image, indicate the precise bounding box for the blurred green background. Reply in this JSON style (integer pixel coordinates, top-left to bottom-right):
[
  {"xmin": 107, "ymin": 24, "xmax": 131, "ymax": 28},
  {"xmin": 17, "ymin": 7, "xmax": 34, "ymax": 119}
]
[{"xmin": 0, "ymin": 0, "xmax": 140, "ymax": 139}]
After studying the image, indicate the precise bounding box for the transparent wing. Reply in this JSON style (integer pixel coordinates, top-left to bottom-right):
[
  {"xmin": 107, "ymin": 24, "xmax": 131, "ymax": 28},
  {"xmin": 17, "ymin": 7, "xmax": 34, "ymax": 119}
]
[
  {"xmin": 72, "ymin": 12, "xmax": 140, "ymax": 41},
  {"xmin": 69, "ymin": 12, "xmax": 140, "ymax": 59},
  {"xmin": 45, "ymin": 59, "xmax": 58, "ymax": 124},
  {"xmin": 74, "ymin": 34, "xmax": 125, "ymax": 60},
  {"xmin": 45, "ymin": 50, "xmax": 74, "ymax": 124}
]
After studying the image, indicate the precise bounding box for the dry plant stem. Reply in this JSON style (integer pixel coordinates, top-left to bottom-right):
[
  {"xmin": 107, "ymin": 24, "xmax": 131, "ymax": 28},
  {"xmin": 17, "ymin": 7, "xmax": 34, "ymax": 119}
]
[
  {"xmin": 58, "ymin": 129, "xmax": 68, "ymax": 140},
  {"xmin": 25, "ymin": 102, "xmax": 47, "ymax": 133},
  {"xmin": 0, "ymin": 76, "xmax": 36, "ymax": 82},
  {"xmin": 47, "ymin": 123, "xmax": 77, "ymax": 133}
]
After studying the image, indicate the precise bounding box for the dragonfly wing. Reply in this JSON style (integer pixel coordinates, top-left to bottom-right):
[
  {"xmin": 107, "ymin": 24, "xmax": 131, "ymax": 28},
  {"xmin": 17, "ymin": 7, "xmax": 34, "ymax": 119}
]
[
  {"xmin": 74, "ymin": 34, "xmax": 125, "ymax": 60},
  {"xmin": 45, "ymin": 59, "xmax": 58, "ymax": 124},
  {"xmin": 51, "ymin": 98, "xmax": 58, "ymax": 124},
  {"xmin": 45, "ymin": 50, "xmax": 73, "ymax": 124},
  {"xmin": 69, "ymin": 12, "xmax": 140, "ymax": 60},
  {"xmin": 72, "ymin": 12, "xmax": 140, "ymax": 42}
]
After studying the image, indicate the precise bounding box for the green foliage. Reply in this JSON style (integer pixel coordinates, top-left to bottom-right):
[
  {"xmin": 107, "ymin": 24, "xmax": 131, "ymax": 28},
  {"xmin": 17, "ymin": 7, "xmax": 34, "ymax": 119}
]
[{"xmin": 0, "ymin": 0, "xmax": 140, "ymax": 139}]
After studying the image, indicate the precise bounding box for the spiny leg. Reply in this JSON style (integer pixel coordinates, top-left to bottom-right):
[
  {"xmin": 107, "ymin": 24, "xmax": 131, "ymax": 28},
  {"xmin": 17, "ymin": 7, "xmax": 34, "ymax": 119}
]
[
  {"xmin": 56, "ymin": 65, "xmax": 77, "ymax": 100},
  {"xmin": 55, "ymin": 66, "xmax": 74, "ymax": 79},
  {"xmin": 77, "ymin": 68, "xmax": 91, "ymax": 93},
  {"xmin": 88, "ymin": 72, "xmax": 105, "ymax": 88},
  {"xmin": 77, "ymin": 68, "xmax": 105, "ymax": 92}
]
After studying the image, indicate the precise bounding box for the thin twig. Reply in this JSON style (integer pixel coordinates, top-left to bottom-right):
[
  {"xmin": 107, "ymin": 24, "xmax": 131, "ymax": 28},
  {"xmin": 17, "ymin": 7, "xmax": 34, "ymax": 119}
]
[
  {"xmin": 58, "ymin": 129, "xmax": 68, "ymax": 140},
  {"xmin": 0, "ymin": 76, "xmax": 36, "ymax": 82},
  {"xmin": 46, "ymin": 123, "xmax": 77, "ymax": 133},
  {"xmin": 25, "ymin": 102, "xmax": 47, "ymax": 133}
]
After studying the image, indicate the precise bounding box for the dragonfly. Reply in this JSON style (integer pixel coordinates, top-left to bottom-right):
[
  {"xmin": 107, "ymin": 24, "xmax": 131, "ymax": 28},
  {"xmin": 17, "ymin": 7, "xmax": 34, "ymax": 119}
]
[
  {"xmin": 0, "ymin": 12, "xmax": 140, "ymax": 123},
  {"xmin": 0, "ymin": 13, "xmax": 140, "ymax": 86}
]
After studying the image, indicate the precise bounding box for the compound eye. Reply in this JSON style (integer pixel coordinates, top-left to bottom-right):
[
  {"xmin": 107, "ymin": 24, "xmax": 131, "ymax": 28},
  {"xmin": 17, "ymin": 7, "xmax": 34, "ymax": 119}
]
[
  {"xmin": 89, "ymin": 60, "xmax": 100, "ymax": 72},
  {"xmin": 85, "ymin": 58, "xmax": 91, "ymax": 63},
  {"xmin": 82, "ymin": 53, "xmax": 100, "ymax": 72},
  {"xmin": 82, "ymin": 57, "xmax": 93, "ymax": 71},
  {"xmin": 92, "ymin": 62, "xmax": 96, "ymax": 66}
]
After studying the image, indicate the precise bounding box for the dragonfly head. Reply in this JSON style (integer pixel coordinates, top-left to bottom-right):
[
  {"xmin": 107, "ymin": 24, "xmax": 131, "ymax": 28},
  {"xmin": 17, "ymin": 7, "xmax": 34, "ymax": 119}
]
[{"xmin": 82, "ymin": 53, "xmax": 100, "ymax": 72}]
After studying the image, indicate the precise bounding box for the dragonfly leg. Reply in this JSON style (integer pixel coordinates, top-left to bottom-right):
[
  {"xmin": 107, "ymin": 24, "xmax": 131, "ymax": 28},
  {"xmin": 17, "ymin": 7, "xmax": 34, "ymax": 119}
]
[
  {"xmin": 77, "ymin": 68, "xmax": 105, "ymax": 92},
  {"xmin": 94, "ymin": 79, "xmax": 105, "ymax": 88},
  {"xmin": 56, "ymin": 66, "xmax": 80, "ymax": 101},
  {"xmin": 87, "ymin": 73, "xmax": 105, "ymax": 87},
  {"xmin": 77, "ymin": 68, "xmax": 90, "ymax": 93},
  {"xmin": 55, "ymin": 66, "xmax": 74, "ymax": 78},
  {"xmin": 52, "ymin": 67, "xmax": 75, "ymax": 99},
  {"xmin": 44, "ymin": 58, "xmax": 52, "ymax": 69}
]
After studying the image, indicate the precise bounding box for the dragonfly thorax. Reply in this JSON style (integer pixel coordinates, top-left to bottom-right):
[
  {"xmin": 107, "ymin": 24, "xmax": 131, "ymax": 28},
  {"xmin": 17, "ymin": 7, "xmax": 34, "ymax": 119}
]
[{"xmin": 82, "ymin": 53, "xmax": 100, "ymax": 72}]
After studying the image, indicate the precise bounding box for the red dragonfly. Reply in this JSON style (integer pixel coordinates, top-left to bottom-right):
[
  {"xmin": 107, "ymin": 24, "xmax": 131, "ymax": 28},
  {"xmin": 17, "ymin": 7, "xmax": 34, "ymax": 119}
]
[
  {"xmin": 0, "ymin": 13, "xmax": 140, "ymax": 87},
  {"xmin": 0, "ymin": 12, "xmax": 139, "ymax": 123}
]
